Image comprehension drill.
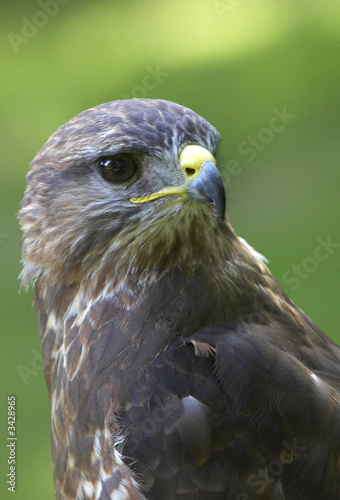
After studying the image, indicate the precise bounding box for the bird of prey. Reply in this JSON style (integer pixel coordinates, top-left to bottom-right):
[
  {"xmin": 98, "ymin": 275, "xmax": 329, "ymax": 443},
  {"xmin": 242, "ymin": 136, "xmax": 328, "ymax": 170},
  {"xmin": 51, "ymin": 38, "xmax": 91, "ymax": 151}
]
[{"xmin": 19, "ymin": 99, "xmax": 340, "ymax": 500}]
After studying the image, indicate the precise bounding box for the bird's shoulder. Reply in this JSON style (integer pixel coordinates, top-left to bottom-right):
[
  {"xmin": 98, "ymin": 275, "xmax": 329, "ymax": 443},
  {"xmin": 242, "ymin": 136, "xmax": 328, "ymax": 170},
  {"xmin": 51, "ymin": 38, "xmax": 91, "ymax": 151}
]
[{"xmin": 121, "ymin": 318, "xmax": 340, "ymax": 498}]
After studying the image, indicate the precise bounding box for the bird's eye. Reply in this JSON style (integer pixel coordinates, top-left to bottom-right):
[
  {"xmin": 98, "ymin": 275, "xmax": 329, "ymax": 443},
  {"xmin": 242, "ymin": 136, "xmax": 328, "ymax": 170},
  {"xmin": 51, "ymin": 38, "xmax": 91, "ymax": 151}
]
[{"xmin": 98, "ymin": 155, "xmax": 136, "ymax": 183}]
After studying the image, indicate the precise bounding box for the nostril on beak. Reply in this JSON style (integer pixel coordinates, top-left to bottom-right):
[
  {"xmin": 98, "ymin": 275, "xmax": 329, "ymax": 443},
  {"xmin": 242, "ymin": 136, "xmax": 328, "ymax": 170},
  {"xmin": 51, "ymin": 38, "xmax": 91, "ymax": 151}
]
[{"xmin": 185, "ymin": 167, "xmax": 196, "ymax": 177}]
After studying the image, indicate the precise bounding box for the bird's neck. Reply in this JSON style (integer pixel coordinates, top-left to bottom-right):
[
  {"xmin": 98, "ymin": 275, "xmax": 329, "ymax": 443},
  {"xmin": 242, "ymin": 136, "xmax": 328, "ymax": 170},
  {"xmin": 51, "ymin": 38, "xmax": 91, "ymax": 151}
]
[{"xmin": 36, "ymin": 231, "xmax": 294, "ymax": 402}]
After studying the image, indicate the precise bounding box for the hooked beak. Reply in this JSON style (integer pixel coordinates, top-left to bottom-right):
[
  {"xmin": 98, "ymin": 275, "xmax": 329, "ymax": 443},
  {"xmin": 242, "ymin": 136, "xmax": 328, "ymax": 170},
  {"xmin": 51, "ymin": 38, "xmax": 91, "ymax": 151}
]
[
  {"xmin": 186, "ymin": 160, "xmax": 226, "ymax": 222},
  {"xmin": 130, "ymin": 144, "xmax": 226, "ymax": 221}
]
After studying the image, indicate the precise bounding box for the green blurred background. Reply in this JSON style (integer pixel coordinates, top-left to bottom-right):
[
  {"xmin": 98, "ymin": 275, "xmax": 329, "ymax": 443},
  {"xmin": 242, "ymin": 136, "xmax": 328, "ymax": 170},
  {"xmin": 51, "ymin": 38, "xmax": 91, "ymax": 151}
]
[{"xmin": 1, "ymin": 0, "xmax": 340, "ymax": 498}]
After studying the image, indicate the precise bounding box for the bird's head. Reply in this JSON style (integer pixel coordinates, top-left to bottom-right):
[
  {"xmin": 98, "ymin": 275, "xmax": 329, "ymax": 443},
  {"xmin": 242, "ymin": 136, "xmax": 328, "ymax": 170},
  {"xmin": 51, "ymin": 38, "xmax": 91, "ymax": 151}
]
[{"xmin": 19, "ymin": 99, "xmax": 236, "ymax": 288}]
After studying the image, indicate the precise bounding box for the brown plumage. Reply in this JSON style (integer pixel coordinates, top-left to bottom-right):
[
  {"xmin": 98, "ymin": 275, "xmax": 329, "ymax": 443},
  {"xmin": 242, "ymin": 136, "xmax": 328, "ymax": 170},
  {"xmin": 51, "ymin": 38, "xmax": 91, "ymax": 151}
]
[{"xmin": 19, "ymin": 99, "xmax": 340, "ymax": 499}]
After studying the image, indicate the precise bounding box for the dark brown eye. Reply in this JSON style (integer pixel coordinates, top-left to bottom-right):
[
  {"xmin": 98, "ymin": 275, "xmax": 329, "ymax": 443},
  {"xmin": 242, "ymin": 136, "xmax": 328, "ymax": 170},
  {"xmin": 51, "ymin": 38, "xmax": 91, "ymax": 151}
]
[{"xmin": 98, "ymin": 155, "xmax": 136, "ymax": 183}]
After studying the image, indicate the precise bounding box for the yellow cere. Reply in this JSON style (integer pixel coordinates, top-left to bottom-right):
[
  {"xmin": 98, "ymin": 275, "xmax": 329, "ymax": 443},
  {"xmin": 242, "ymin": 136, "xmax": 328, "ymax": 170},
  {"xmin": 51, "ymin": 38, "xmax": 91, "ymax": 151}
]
[
  {"xmin": 130, "ymin": 145, "xmax": 215, "ymax": 204},
  {"xmin": 179, "ymin": 145, "xmax": 216, "ymax": 174}
]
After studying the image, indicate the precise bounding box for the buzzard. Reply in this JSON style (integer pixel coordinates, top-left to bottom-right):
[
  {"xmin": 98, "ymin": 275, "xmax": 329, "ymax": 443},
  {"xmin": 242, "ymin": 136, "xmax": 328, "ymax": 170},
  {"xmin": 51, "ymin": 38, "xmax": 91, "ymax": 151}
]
[{"xmin": 19, "ymin": 99, "xmax": 340, "ymax": 499}]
